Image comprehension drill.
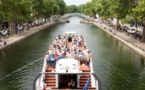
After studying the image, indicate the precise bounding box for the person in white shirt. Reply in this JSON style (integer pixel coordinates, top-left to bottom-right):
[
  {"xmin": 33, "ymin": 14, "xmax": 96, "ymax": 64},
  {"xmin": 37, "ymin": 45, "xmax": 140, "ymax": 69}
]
[
  {"xmin": 44, "ymin": 52, "xmax": 51, "ymax": 67},
  {"xmin": 66, "ymin": 51, "xmax": 72, "ymax": 58}
]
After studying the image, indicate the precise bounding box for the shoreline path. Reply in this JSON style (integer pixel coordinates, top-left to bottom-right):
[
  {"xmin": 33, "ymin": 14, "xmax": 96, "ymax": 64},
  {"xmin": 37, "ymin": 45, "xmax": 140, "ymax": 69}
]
[{"xmin": 0, "ymin": 22, "xmax": 55, "ymax": 51}]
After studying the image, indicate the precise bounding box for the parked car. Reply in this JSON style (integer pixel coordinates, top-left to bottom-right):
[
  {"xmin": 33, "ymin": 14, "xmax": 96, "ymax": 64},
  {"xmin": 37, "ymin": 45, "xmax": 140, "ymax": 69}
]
[
  {"xmin": 117, "ymin": 24, "xmax": 122, "ymax": 31},
  {"xmin": 123, "ymin": 25, "xmax": 136, "ymax": 35},
  {"xmin": 133, "ymin": 31, "xmax": 142, "ymax": 40},
  {"xmin": 126, "ymin": 26, "xmax": 136, "ymax": 35},
  {"xmin": 0, "ymin": 29, "xmax": 8, "ymax": 36},
  {"xmin": 123, "ymin": 26, "xmax": 129, "ymax": 33},
  {"xmin": 133, "ymin": 27, "xmax": 143, "ymax": 40}
]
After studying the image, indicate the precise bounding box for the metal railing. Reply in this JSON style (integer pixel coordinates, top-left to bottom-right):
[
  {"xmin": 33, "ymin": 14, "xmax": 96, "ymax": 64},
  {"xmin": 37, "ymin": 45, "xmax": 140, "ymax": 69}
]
[{"xmin": 33, "ymin": 73, "xmax": 41, "ymax": 90}]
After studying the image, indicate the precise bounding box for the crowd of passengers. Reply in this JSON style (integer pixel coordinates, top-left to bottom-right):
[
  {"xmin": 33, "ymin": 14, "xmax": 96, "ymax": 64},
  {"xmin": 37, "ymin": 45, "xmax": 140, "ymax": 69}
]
[{"xmin": 44, "ymin": 34, "xmax": 92, "ymax": 68}]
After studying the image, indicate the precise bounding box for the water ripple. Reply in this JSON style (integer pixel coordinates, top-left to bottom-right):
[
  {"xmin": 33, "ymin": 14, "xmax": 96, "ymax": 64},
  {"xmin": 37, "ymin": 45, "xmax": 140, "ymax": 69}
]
[{"xmin": 0, "ymin": 57, "xmax": 43, "ymax": 81}]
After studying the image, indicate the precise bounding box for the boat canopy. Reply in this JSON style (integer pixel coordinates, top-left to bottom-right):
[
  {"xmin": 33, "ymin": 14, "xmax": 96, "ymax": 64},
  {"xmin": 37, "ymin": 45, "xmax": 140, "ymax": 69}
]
[{"xmin": 56, "ymin": 59, "xmax": 79, "ymax": 73}]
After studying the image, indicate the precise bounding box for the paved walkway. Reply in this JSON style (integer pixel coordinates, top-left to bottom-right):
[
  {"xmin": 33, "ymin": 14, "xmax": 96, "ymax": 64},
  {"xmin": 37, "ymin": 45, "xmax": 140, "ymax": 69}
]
[
  {"xmin": 0, "ymin": 22, "xmax": 55, "ymax": 51},
  {"xmin": 93, "ymin": 22, "xmax": 145, "ymax": 57}
]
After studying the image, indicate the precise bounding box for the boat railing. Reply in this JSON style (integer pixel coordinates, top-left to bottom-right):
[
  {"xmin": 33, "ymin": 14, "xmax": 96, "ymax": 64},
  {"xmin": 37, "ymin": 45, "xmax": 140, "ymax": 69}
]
[
  {"xmin": 33, "ymin": 73, "xmax": 41, "ymax": 90},
  {"xmin": 90, "ymin": 59, "xmax": 95, "ymax": 87},
  {"xmin": 92, "ymin": 73, "xmax": 102, "ymax": 90},
  {"xmin": 33, "ymin": 72, "xmax": 101, "ymax": 90},
  {"xmin": 34, "ymin": 59, "xmax": 47, "ymax": 90},
  {"xmin": 90, "ymin": 59, "xmax": 101, "ymax": 90}
]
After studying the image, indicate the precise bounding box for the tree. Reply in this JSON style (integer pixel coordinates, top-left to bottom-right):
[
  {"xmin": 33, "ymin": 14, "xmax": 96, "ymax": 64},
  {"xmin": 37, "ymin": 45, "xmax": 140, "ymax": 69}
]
[
  {"xmin": 65, "ymin": 5, "xmax": 78, "ymax": 13},
  {"xmin": 132, "ymin": 0, "xmax": 145, "ymax": 41},
  {"xmin": 55, "ymin": 0, "xmax": 66, "ymax": 15},
  {"xmin": 0, "ymin": 0, "xmax": 66, "ymax": 35}
]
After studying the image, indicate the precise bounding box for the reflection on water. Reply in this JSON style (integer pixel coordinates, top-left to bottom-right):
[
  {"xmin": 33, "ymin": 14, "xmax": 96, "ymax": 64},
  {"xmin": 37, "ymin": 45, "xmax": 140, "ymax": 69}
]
[
  {"xmin": 0, "ymin": 17, "xmax": 145, "ymax": 90},
  {"xmin": 140, "ymin": 58, "xmax": 145, "ymax": 68}
]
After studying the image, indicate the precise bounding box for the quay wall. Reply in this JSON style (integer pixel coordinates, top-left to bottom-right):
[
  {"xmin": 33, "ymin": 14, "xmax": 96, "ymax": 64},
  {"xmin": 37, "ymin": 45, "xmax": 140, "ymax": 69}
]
[{"xmin": 0, "ymin": 22, "xmax": 57, "ymax": 51}]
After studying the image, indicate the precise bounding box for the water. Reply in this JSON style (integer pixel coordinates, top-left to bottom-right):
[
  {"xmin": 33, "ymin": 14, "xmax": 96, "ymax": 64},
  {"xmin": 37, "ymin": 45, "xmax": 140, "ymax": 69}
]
[{"xmin": 0, "ymin": 17, "xmax": 145, "ymax": 90}]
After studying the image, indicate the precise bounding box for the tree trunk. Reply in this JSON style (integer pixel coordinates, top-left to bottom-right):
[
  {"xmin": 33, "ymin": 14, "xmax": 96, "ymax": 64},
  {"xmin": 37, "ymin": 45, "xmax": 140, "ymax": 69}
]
[
  {"xmin": 0, "ymin": 21, "xmax": 2, "ymax": 30},
  {"xmin": 141, "ymin": 24, "xmax": 145, "ymax": 42},
  {"xmin": 115, "ymin": 19, "xmax": 119, "ymax": 30},
  {"xmin": 122, "ymin": 24, "xmax": 124, "ymax": 32},
  {"xmin": 9, "ymin": 20, "xmax": 12, "ymax": 35},
  {"xmin": 44, "ymin": 17, "xmax": 46, "ymax": 23},
  {"xmin": 93, "ymin": 12, "xmax": 97, "ymax": 19}
]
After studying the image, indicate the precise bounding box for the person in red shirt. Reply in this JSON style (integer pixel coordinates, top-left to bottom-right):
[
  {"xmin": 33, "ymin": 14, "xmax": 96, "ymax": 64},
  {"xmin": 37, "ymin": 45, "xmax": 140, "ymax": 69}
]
[{"xmin": 54, "ymin": 51, "xmax": 59, "ymax": 61}]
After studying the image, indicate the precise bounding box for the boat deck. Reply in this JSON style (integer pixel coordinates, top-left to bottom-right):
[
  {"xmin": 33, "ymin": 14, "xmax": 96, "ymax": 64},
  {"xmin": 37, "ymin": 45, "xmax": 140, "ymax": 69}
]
[{"xmin": 44, "ymin": 36, "xmax": 95, "ymax": 90}]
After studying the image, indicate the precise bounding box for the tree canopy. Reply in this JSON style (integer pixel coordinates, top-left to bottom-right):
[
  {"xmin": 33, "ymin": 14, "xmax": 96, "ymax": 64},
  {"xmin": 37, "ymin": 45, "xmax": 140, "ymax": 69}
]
[
  {"xmin": 0, "ymin": 0, "xmax": 66, "ymax": 22},
  {"xmin": 76, "ymin": 0, "xmax": 145, "ymax": 41},
  {"xmin": 66, "ymin": 5, "xmax": 78, "ymax": 13}
]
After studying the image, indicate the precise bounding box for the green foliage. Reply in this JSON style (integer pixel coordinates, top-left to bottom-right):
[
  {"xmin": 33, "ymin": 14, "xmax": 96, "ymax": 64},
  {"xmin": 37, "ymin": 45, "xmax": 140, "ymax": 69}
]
[
  {"xmin": 0, "ymin": 0, "xmax": 66, "ymax": 22},
  {"xmin": 77, "ymin": 0, "xmax": 136, "ymax": 21},
  {"xmin": 78, "ymin": 0, "xmax": 98, "ymax": 17},
  {"xmin": 121, "ymin": 17, "xmax": 134, "ymax": 24},
  {"xmin": 132, "ymin": 0, "xmax": 145, "ymax": 23},
  {"xmin": 55, "ymin": 0, "xmax": 66, "ymax": 15},
  {"xmin": 66, "ymin": 5, "xmax": 78, "ymax": 13}
]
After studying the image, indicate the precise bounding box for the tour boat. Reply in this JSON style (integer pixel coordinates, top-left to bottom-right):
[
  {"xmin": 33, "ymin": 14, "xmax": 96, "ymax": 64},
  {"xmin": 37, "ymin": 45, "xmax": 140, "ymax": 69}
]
[{"xmin": 33, "ymin": 32, "xmax": 101, "ymax": 90}]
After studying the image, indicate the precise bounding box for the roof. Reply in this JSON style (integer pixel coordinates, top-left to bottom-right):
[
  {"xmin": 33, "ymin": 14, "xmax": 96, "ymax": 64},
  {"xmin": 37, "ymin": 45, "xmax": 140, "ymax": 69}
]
[{"xmin": 55, "ymin": 59, "xmax": 79, "ymax": 73}]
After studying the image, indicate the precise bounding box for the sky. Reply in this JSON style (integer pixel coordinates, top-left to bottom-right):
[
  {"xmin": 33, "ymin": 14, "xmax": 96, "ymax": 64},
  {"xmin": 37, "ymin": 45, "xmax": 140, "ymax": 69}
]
[{"xmin": 64, "ymin": 0, "xmax": 91, "ymax": 6}]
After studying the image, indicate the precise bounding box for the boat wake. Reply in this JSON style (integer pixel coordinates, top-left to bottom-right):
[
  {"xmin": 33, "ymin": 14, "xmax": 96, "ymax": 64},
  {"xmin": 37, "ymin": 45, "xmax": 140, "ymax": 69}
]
[
  {"xmin": 93, "ymin": 55, "xmax": 145, "ymax": 90},
  {"xmin": 0, "ymin": 57, "xmax": 43, "ymax": 81}
]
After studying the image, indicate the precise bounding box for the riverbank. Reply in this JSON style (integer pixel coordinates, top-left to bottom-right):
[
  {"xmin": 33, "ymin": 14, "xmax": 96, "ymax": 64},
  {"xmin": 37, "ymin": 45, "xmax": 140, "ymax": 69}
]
[
  {"xmin": 93, "ymin": 21, "xmax": 145, "ymax": 57},
  {"xmin": 0, "ymin": 22, "xmax": 56, "ymax": 51}
]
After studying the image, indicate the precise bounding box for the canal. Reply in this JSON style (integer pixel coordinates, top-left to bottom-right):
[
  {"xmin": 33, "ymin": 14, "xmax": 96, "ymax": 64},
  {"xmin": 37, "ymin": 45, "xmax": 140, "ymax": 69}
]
[{"xmin": 0, "ymin": 17, "xmax": 145, "ymax": 90}]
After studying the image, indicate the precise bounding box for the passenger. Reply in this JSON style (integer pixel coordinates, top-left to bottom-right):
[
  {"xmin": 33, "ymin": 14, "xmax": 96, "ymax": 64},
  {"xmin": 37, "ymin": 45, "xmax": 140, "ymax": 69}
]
[
  {"xmin": 78, "ymin": 50, "xmax": 84, "ymax": 63},
  {"xmin": 50, "ymin": 51, "xmax": 55, "ymax": 68},
  {"xmin": 55, "ymin": 45, "xmax": 60, "ymax": 53},
  {"xmin": 81, "ymin": 40, "xmax": 85, "ymax": 46},
  {"xmin": 78, "ymin": 50, "xmax": 84, "ymax": 56},
  {"xmin": 72, "ymin": 37, "xmax": 76, "ymax": 45},
  {"xmin": 54, "ymin": 51, "xmax": 59, "ymax": 61},
  {"xmin": 59, "ymin": 39, "xmax": 63, "ymax": 44},
  {"xmin": 87, "ymin": 51, "xmax": 92, "ymax": 58},
  {"xmin": 82, "ymin": 46, "xmax": 88, "ymax": 55},
  {"xmin": 77, "ymin": 38, "xmax": 82, "ymax": 47},
  {"xmin": 58, "ymin": 48, "xmax": 61, "ymax": 54},
  {"xmin": 58, "ymin": 53, "xmax": 64, "ymax": 59},
  {"xmin": 63, "ymin": 37, "xmax": 67, "ymax": 45},
  {"xmin": 68, "ymin": 79, "xmax": 75, "ymax": 89},
  {"xmin": 85, "ymin": 51, "xmax": 92, "ymax": 65},
  {"xmin": 54, "ymin": 38, "xmax": 60, "ymax": 44},
  {"xmin": 68, "ymin": 34, "xmax": 72, "ymax": 42},
  {"xmin": 63, "ymin": 51, "xmax": 67, "ymax": 58},
  {"xmin": 53, "ymin": 44, "xmax": 56, "ymax": 49},
  {"xmin": 86, "ymin": 58, "xmax": 90, "ymax": 66},
  {"xmin": 66, "ymin": 47, "xmax": 70, "ymax": 52},
  {"xmin": 73, "ymin": 51, "xmax": 78, "ymax": 60},
  {"xmin": 49, "ymin": 47, "xmax": 53, "ymax": 54},
  {"xmin": 58, "ymin": 34, "xmax": 61, "ymax": 40},
  {"xmin": 66, "ymin": 51, "xmax": 71, "ymax": 58},
  {"xmin": 45, "ymin": 52, "xmax": 51, "ymax": 67}
]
